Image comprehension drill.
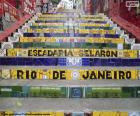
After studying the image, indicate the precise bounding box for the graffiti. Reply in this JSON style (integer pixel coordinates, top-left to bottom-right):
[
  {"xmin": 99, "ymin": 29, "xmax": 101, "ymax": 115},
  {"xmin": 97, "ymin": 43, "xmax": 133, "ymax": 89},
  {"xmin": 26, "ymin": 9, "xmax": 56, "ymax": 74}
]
[{"xmin": 126, "ymin": 1, "xmax": 139, "ymax": 7}]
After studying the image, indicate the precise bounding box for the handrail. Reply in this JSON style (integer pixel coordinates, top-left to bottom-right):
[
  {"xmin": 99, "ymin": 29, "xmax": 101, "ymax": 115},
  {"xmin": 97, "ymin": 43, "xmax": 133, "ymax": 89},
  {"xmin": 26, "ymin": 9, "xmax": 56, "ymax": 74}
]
[
  {"xmin": 3, "ymin": 0, "xmax": 19, "ymax": 19},
  {"xmin": 0, "ymin": 14, "xmax": 32, "ymax": 42},
  {"xmin": 4, "ymin": 0, "xmax": 16, "ymax": 9},
  {"xmin": 0, "ymin": 0, "xmax": 4, "ymax": 17},
  {"xmin": 111, "ymin": 16, "xmax": 140, "ymax": 42}
]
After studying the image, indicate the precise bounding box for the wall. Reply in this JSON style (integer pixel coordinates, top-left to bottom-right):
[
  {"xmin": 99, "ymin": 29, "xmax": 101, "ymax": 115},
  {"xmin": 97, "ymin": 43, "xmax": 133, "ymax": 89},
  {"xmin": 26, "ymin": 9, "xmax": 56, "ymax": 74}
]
[
  {"xmin": 119, "ymin": 0, "xmax": 140, "ymax": 28},
  {"xmin": 109, "ymin": 0, "xmax": 140, "ymax": 42},
  {"xmin": 5, "ymin": 0, "xmax": 16, "ymax": 7},
  {"xmin": 109, "ymin": 0, "xmax": 120, "ymax": 17},
  {"xmin": 84, "ymin": 0, "xmax": 93, "ymax": 14},
  {"xmin": 0, "ymin": 0, "xmax": 3, "ymax": 17}
]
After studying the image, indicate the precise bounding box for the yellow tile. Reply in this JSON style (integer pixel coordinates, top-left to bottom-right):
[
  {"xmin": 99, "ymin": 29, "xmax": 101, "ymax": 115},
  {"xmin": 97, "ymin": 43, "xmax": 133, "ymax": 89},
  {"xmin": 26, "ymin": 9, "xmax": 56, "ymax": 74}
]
[
  {"xmin": 2, "ymin": 69, "xmax": 10, "ymax": 79},
  {"xmin": 55, "ymin": 112, "xmax": 64, "ymax": 116},
  {"xmin": 7, "ymin": 49, "xmax": 17, "ymax": 57}
]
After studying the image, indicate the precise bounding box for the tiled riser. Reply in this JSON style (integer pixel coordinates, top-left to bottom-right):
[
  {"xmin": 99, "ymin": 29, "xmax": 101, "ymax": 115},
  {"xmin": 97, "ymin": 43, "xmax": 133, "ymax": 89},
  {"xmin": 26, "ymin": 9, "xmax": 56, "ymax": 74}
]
[
  {"xmin": 0, "ymin": 86, "xmax": 140, "ymax": 98},
  {"xmin": 1, "ymin": 111, "xmax": 140, "ymax": 116},
  {"xmin": 1, "ymin": 58, "xmax": 140, "ymax": 66},
  {"xmin": 0, "ymin": 68, "xmax": 138, "ymax": 80}
]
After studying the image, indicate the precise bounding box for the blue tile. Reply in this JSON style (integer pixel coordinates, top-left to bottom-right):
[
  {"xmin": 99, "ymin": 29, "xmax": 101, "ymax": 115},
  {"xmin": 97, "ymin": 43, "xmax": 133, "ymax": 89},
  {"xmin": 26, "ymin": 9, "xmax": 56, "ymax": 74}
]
[
  {"xmin": 110, "ymin": 58, "xmax": 122, "ymax": 62},
  {"xmin": 105, "ymin": 34, "xmax": 120, "ymax": 38},
  {"xmin": 115, "ymin": 63, "xmax": 121, "ymax": 66},
  {"xmin": 108, "ymin": 63, "xmax": 115, "ymax": 66},
  {"xmin": 1, "ymin": 58, "xmax": 140, "ymax": 66},
  {"xmin": 70, "ymin": 87, "xmax": 83, "ymax": 98}
]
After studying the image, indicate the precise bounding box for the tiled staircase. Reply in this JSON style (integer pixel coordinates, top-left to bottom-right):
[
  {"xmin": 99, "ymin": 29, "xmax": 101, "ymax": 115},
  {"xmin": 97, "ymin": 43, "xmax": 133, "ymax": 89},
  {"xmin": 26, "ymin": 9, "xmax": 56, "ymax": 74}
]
[{"xmin": 0, "ymin": 11, "xmax": 140, "ymax": 116}]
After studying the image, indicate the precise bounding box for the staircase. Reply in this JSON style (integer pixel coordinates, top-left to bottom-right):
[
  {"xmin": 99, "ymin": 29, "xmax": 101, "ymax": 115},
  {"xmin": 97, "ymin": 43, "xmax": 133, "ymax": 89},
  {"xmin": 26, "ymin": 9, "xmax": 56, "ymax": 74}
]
[{"xmin": 0, "ymin": 11, "xmax": 140, "ymax": 116}]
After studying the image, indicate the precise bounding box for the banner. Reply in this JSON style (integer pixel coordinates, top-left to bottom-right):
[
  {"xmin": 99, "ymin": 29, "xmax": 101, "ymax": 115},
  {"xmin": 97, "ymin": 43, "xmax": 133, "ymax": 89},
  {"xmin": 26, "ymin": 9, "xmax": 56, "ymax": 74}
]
[
  {"xmin": 6, "ymin": 49, "xmax": 138, "ymax": 58},
  {"xmin": 1, "ymin": 69, "xmax": 138, "ymax": 80}
]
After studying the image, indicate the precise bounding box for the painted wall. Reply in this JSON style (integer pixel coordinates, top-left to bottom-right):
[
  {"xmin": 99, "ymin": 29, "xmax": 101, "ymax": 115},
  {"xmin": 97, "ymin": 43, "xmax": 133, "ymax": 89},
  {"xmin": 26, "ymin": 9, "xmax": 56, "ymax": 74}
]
[
  {"xmin": 119, "ymin": 0, "xmax": 140, "ymax": 27},
  {"xmin": 109, "ymin": 0, "xmax": 120, "ymax": 17},
  {"xmin": 84, "ymin": 0, "xmax": 93, "ymax": 14},
  {"xmin": 5, "ymin": 0, "xmax": 16, "ymax": 7},
  {"xmin": 0, "ymin": 0, "xmax": 3, "ymax": 17}
]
